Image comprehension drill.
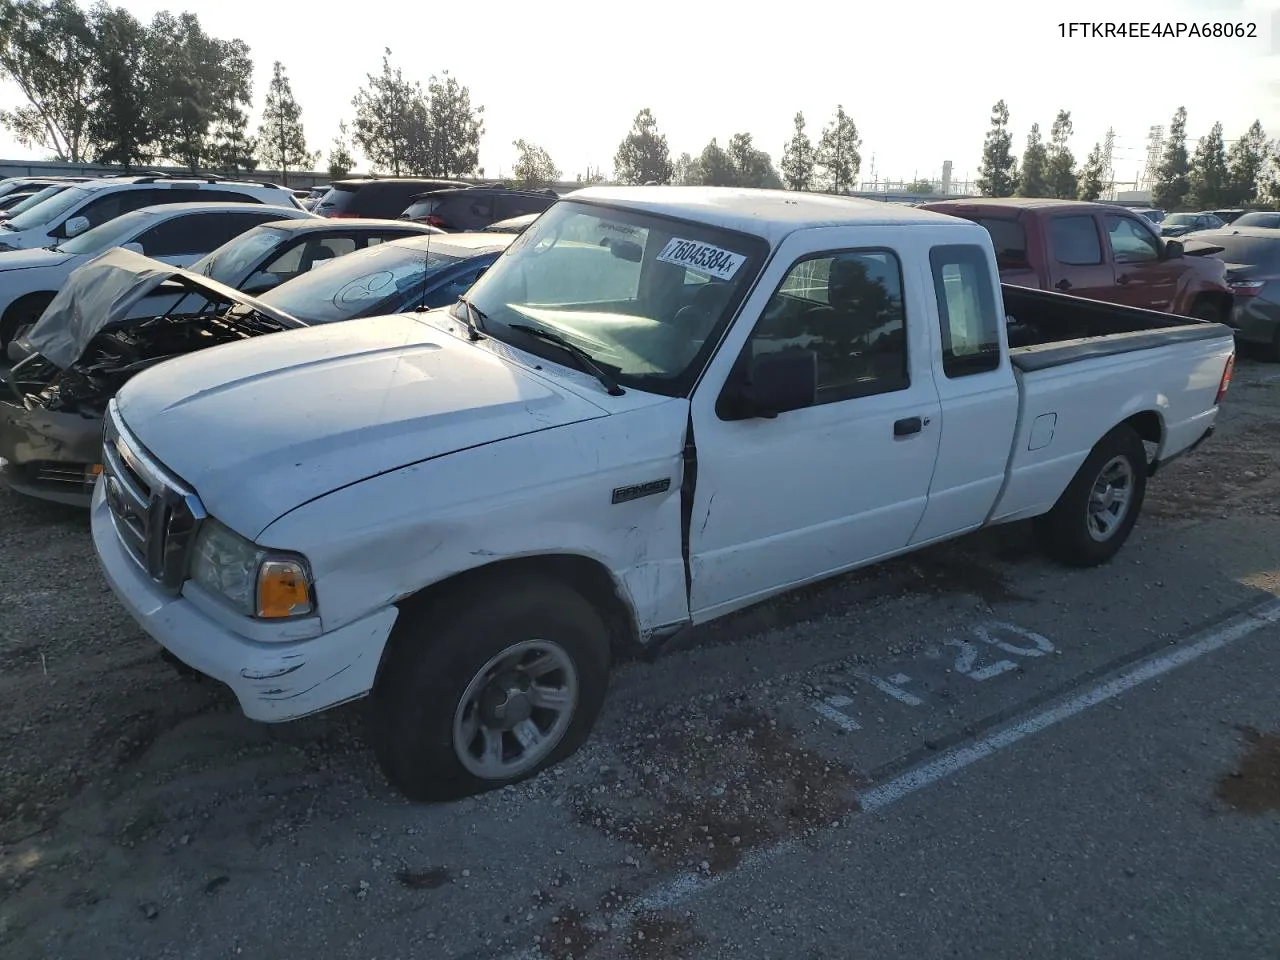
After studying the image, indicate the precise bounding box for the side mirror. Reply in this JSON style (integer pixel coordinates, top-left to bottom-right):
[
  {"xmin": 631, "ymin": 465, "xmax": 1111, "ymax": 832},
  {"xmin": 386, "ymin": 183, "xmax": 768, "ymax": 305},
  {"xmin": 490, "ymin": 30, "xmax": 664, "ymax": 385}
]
[
  {"xmin": 723, "ymin": 348, "xmax": 818, "ymax": 420},
  {"xmin": 1163, "ymin": 239, "xmax": 1184, "ymax": 260},
  {"xmin": 120, "ymin": 242, "xmax": 144, "ymax": 254},
  {"xmin": 63, "ymin": 215, "xmax": 90, "ymax": 238}
]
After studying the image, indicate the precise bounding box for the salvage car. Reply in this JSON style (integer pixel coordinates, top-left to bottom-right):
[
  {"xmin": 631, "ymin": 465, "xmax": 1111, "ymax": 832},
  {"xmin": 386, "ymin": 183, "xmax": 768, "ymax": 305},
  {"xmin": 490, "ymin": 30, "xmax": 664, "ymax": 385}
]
[
  {"xmin": 0, "ymin": 202, "xmax": 311, "ymax": 355},
  {"xmin": 88, "ymin": 187, "xmax": 1236, "ymax": 802},
  {"xmin": 1, "ymin": 233, "xmax": 514, "ymax": 505}
]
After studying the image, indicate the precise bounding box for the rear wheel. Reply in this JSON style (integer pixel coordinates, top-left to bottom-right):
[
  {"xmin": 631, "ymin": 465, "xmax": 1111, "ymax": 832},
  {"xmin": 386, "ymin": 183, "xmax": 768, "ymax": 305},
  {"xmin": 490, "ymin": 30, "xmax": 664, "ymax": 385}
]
[
  {"xmin": 0, "ymin": 292, "xmax": 55, "ymax": 351},
  {"xmin": 367, "ymin": 575, "xmax": 612, "ymax": 801},
  {"xmin": 1189, "ymin": 301, "xmax": 1221, "ymax": 324},
  {"xmin": 1035, "ymin": 424, "xmax": 1148, "ymax": 568}
]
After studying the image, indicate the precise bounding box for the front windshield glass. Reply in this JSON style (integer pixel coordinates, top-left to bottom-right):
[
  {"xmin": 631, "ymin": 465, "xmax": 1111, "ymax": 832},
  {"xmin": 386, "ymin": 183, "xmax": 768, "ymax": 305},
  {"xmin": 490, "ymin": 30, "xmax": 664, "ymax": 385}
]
[
  {"xmin": 5, "ymin": 185, "xmax": 91, "ymax": 231},
  {"xmin": 259, "ymin": 238, "xmax": 462, "ymax": 324},
  {"xmin": 191, "ymin": 226, "xmax": 288, "ymax": 285},
  {"xmin": 57, "ymin": 209, "xmax": 154, "ymax": 254},
  {"xmin": 457, "ymin": 199, "xmax": 769, "ymax": 397},
  {"xmin": 4, "ymin": 184, "xmax": 64, "ymax": 216}
]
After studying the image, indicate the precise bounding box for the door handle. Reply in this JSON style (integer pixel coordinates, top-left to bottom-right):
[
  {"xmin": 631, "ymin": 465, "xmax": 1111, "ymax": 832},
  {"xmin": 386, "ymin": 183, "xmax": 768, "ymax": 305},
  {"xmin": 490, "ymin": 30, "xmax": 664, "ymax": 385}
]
[
  {"xmin": 894, "ymin": 416, "xmax": 923, "ymax": 437},
  {"xmin": 1055, "ymin": 279, "xmax": 1072, "ymax": 291},
  {"xmin": 1116, "ymin": 274, "xmax": 1131, "ymax": 285}
]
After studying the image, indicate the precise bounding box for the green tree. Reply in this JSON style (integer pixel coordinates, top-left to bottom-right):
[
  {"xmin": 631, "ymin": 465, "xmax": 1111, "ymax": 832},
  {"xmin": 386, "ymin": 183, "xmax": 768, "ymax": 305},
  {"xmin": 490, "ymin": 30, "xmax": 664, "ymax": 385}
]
[
  {"xmin": 815, "ymin": 104, "xmax": 861, "ymax": 193},
  {"xmin": 209, "ymin": 115, "xmax": 256, "ymax": 173},
  {"xmin": 256, "ymin": 61, "xmax": 317, "ymax": 185},
  {"xmin": 1188, "ymin": 121, "xmax": 1228, "ymax": 208},
  {"xmin": 781, "ymin": 111, "xmax": 815, "ymax": 191},
  {"xmin": 327, "ymin": 120, "xmax": 354, "ymax": 179},
  {"xmin": 423, "ymin": 71, "xmax": 483, "ymax": 178},
  {"xmin": 146, "ymin": 11, "xmax": 254, "ymax": 171},
  {"xmin": 1046, "ymin": 109, "xmax": 1077, "ymax": 199},
  {"xmin": 85, "ymin": 2, "xmax": 152, "ymax": 169},
  {"xmin": 1152, "ymin": 106, "xmax": 1190, "ymax": 210},
  {"xmin": 688, "ymin": 138, "xmax": 735, "ymax": 185},
  {"xmin": 672, "ymin": 151, "xmax": 695, "ymax": 185},
  {"xmin": 1077, "ymin": 142, "xmax": 1105, "ymax": 200},
  {"xmin": 903, "ymin": 178, "xmax": 934, "ymax": 194},
  {"xmin": 976, "ymin": 99, "xmax": 1017, "ymax": 197},
  {"xmin": 614, "ymin": 108, "xmax": 674, "ymax": 184},
  {"xmin": 1223, "ymin": 120, "xmax": 1269, "ymax": 207},
  {"xmin": 1016, "ymin": 123, "xmax": 1050, "ymax": 197},
  {"xmin": 0, "ymin": 0, "xmax": 96, "ymax": 160},
  {"xmin": 727, "ymin": 132, "xmax": 783, "ymax": 188},
  {"xmin": 512, "ymin": 139, "xmax": 560, "ymax": 189},
  {"xmin": 351, "ymin": 49, "xmax": 422, "ymax": 176}
]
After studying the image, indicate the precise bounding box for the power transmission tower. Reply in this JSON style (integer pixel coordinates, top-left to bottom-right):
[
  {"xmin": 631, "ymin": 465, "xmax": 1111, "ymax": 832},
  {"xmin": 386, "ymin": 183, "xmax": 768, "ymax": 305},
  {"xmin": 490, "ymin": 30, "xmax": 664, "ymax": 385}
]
[
  {"xmin": 1100, "ymin": 127, "xmax": 1116, "ymax": 199},
  {"xmin": 1140, "ymin": 125, "xmax": 1164, "ymax": 191}
]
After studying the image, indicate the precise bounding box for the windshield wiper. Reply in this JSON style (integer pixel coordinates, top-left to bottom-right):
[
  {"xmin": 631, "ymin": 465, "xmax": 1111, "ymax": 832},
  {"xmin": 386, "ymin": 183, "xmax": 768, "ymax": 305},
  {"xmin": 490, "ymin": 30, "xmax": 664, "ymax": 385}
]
[
  {"xmin": 508, "ymin": 322, "xmax": 625, "ymax": 396},
  {"xmin": 455, "ymin": 296, "xmax": 487, "ymax": 341}
]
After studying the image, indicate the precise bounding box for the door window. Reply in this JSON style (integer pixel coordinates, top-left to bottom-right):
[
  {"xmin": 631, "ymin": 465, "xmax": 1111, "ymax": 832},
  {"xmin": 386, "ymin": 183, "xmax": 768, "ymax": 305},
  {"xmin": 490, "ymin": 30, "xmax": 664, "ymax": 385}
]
[
  {"xmin": 745, "ymin": 249, "xmax": 909, "ymax": 406},
  {"xmin": 1105, "ymin": 216, "xmax": 1160, "ymax": 264},
  {"xmin": 1048, "ymin": 215, "xmax": 1104, "ymax": 265},
  {"xmin": 929, "ymin": 244, "xmax": 1002, "ymax": 377},
  {"xmin": 137, "ymin": 212, "xmax": 240, "ymax": 257}
]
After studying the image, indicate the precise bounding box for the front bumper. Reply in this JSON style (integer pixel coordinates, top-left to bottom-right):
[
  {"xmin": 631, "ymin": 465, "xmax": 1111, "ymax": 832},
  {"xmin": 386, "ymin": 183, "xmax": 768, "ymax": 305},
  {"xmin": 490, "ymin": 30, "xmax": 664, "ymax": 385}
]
[
  {"xmin": 90, "ymin": 480, "xmax": 399, "ymax": 722},
  {"xmin": 0, "ymin": 399, "xmax": 102, "ymax": 506}
]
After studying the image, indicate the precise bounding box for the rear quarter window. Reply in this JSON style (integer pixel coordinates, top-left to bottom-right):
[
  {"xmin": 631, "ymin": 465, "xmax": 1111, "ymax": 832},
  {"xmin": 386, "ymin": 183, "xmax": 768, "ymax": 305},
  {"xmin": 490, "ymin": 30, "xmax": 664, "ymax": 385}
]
[{"xmin": 972, "ymin": 217, "xmax": 1030, "ymax": 270}]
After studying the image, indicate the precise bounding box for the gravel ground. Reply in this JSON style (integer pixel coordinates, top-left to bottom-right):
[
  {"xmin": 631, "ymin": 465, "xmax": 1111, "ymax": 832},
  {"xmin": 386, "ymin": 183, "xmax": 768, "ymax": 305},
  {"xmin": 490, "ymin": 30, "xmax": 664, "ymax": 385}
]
[{"xmin": 0, "ymin": 356, "xmax": 1277, "ymax": 959}]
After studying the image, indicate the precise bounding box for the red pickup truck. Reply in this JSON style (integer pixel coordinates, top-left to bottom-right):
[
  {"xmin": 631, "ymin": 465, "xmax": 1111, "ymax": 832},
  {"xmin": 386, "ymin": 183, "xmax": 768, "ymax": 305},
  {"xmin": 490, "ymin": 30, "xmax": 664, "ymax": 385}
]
[{"xmin": 920, "ymin": 198, "xmax": 1233, "ymax": 323}]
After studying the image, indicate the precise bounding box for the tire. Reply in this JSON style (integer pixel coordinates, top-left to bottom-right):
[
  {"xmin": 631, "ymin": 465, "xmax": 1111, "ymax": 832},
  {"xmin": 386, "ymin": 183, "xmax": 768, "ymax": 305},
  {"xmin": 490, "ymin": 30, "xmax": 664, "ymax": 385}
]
[
  {"xmin": 367, "ymin": 576, "xmax": 612, "ymax": 802},
  {"xmin": 1189, "ymin": 301, "xmax": 1221, "ymax": 324},
  {"xmin": 0, "ymin": 293, "xmax": 55, "ymax": 350},
  {"xmin": 1035, "ymin": 424, "xmax": 1148, "ymax": 568}
]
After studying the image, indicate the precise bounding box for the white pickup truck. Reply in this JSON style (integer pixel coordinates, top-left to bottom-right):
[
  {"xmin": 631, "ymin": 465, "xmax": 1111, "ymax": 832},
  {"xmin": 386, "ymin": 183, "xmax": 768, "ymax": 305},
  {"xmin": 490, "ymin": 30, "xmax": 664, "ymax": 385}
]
[{"xmin": 90, "ymin": 187, "xmax": 1236, "ymax": 801}]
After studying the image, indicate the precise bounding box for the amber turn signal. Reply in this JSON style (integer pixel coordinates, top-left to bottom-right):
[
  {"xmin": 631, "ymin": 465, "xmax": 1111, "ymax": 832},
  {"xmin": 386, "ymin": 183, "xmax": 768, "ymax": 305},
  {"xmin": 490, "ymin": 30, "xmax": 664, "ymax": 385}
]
[{"xmin": 256, "ymin": 560, "xmax": 313, "ymax": 619}]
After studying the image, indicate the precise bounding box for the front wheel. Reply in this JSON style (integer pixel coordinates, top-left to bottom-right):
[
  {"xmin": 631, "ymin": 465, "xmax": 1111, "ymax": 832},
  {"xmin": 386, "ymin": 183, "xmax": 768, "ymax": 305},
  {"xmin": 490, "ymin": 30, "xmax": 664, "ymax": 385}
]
[
  {"xmin": 1035, "ymin": 424, "xmax": 1148, "ymax": 568},
  {"xmin": 367, "ymin": 576, "xmax": 611, "ymax": 801}
]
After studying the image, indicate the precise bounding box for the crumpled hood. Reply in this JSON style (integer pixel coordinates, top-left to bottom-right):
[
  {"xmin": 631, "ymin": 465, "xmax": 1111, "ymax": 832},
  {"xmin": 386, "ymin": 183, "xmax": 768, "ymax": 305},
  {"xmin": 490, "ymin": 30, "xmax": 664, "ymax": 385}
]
[
  {"xmin": 0, "ymin": 246, "xmax": 71, "ymax": 272},
  {"xmin": 115, "ymin": 313, "xmax": 610, "ymax": 537}
]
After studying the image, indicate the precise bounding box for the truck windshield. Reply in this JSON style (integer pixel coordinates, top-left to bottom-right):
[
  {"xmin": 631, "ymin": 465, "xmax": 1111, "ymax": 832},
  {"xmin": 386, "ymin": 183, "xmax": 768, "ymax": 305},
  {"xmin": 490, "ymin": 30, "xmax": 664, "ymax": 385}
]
[
  {"xmin": 259, "ymin": 237, "xmax": 463, "ymax": 324},
  {"xmin": 454, "ymin": 199, "xmax": 769, "ymax": 397}
]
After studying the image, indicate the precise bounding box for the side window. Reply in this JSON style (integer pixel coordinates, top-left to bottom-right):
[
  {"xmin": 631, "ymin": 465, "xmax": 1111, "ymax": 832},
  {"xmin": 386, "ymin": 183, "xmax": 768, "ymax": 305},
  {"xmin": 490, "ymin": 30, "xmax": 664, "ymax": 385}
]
[
  {"xmin": 220, "ymin": 211, "xmax": 285, "ymax": 240},
  {"xmin": 928, "ymin": 244, "xmax": 1002, "ymax": 378},
  {"xmin": 137, "ymin": 213, "xmax": 236, "ymax": 257},
  {"xmin": 1105, "ymin": 215, "xmax": 1160, "ymax": 264},
  {"xmin": 747, "ymin": 249, "xmax": 909, "ymax": 406},
  {"xmin": 207, "ymin": 190, "xmax": 263, "ymax": 204},
  {"xmin": 1048, "ymin": 215, "xmax": 1103, "ymax": 265},
  {"xmin": 73, "ymin": 192, "xmax": 128, "ymax": 230},
  {"xmin": 973, "ymin": 218, "xmax": 1029, "ymax": 270}
]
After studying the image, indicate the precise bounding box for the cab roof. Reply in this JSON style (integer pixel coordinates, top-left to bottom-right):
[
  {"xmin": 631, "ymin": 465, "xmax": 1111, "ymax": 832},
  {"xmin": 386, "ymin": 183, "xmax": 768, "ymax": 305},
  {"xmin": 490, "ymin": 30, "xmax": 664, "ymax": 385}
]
[{"xmin": 562, "ymin": 186, "xmax": 971, "ymax": 243}]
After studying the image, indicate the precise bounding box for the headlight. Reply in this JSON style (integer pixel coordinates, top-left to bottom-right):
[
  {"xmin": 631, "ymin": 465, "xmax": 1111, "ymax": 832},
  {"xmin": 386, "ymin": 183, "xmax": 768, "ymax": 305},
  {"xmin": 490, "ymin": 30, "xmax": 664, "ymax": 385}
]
[{"xmin": 190, "ymin": 519, "xmax": 314, "ymax": 619}]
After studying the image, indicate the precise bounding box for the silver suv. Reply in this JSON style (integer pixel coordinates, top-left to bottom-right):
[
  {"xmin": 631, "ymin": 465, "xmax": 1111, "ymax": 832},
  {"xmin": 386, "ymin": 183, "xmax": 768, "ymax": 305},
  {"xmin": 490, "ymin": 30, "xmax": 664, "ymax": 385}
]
[{"xmin": 0, "ymin": 174, "xmax": 303, "ymax": 252}]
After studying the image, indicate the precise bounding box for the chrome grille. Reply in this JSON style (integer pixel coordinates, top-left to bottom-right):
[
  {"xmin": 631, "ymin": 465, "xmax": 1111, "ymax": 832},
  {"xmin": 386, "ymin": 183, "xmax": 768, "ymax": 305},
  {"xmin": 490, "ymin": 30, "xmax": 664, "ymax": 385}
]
[{"xmin": 101, "ymin": 400, "xmax": 206, "ymax": 594}]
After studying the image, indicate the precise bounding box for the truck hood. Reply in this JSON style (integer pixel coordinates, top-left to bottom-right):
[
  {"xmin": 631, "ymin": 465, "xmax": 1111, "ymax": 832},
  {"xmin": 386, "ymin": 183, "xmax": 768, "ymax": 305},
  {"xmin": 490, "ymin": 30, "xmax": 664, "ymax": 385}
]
[
  {"xmin": 114, "ymin": 313, "xmax": 612, "ymax": 537},
  {"xmin": 0, "ymin": 246, "xmax": 71, "ymax": 272}
]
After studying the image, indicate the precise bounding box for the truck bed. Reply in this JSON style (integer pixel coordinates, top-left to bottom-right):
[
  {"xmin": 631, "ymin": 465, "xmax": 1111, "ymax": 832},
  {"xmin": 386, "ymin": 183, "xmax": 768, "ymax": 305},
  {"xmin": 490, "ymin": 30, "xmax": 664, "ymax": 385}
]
[{"xmin": 1002, "ymin": 285, "xmax": 1232, "ymax": 372}]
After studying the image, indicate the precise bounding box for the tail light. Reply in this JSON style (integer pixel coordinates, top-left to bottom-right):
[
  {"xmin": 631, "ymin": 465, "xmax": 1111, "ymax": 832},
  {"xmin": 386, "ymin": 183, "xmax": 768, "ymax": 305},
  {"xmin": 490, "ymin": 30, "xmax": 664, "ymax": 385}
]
[
  {"xmin": 1229, "ymin": 280, "xmax": 1265, "ymax": 297},
  {"xmin": 1216, "ymin": 351, "xmax": 1235, "ymax": 404}
]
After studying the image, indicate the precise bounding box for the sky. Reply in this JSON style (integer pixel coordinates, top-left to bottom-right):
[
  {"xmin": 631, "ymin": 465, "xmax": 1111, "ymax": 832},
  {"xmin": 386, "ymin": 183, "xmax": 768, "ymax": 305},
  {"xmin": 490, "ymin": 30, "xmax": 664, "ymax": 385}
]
[{"xmin": 2, "ymin": 0, "xmax": 1279, "ymax": 185}]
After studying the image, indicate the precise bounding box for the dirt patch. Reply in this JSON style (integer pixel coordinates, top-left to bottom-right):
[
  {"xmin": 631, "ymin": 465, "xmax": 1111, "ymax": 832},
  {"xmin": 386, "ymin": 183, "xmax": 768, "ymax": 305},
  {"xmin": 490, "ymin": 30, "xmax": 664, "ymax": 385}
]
[
  {"xmin": 571, "ymin": 707, "xmax": 858, "ymax": 875},
  {"xmin": 625, "ymin": 910, "xmax": 705, "ymax": 958},
  {"xmin": 1147, "ymin": 421, "xmax": 1280, "ymax": 523},
  {"xmin": 1217, "ymin": 726, "xmax": 1280, "ymax": 814},
  {"xmin": 536, "ymin": 905, "xmax": 606, "ymax": 960},
  {"xmin": 905, "ymin": 550, "xmax": 1032, "ymax": 606}
]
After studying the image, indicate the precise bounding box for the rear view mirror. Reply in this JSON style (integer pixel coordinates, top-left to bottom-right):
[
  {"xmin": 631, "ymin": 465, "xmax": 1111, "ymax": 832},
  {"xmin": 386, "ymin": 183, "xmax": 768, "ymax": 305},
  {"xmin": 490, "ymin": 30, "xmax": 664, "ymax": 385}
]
[
  {"xmin": 607, "ymin": 239, "xmax": 643, "ymax": 263},
  {"xmin": 723, "ymin": 348, "xmax": 818, "ymax": 419},
  {"xmin": 63, "ymin": 216, "xmax": 90, "ymax": 238}
]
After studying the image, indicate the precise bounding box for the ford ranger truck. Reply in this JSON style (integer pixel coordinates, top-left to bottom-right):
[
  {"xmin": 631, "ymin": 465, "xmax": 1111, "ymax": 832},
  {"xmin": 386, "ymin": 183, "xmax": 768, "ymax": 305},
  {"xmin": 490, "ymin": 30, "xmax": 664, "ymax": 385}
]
[{"xmin": 90, "ymin": 187, "xmax": 1237, "ymax": 802}]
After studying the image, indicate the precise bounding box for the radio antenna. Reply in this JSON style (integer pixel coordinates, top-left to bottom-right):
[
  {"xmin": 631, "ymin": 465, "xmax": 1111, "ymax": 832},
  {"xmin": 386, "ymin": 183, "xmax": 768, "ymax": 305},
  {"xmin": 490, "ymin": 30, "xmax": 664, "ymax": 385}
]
[{"xmin": 415, "ymin": 228, "xmax": 433, "ymax": 312}]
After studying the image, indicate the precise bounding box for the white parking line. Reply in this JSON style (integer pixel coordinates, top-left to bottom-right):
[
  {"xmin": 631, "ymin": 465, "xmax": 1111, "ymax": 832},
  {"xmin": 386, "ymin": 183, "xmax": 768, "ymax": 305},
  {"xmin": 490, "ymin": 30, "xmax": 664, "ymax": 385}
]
[
  {"xmin": 811, "ymin": 695, "xmax": 861, "ymax": 730},
  {"xmin": 495, "ymin": 595, "xmax": 1280, "ymax": 960}
]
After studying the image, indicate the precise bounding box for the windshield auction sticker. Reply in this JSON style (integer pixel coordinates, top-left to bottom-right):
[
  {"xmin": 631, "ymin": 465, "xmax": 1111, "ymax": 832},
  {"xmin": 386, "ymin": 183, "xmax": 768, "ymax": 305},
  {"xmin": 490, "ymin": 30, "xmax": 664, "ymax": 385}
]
[{"xmin": 656, "ymin": 238, "xmax": 746, "ymax": 280}]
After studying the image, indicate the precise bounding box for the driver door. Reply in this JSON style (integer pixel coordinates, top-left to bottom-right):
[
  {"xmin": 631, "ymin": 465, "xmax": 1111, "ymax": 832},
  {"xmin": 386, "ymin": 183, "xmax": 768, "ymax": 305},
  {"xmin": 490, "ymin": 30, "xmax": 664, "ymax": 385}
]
[{"xmin": 686, "ymin": 227, "xmax": 943, "ymax": 620}]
